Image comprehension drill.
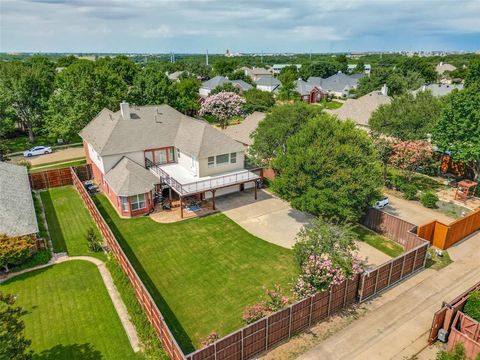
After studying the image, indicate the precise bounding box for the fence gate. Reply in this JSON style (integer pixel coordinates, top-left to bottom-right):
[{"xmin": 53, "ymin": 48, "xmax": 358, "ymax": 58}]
[{"xmin": 429, "ymin": 306, "xmax": 448, "ymax": 344}]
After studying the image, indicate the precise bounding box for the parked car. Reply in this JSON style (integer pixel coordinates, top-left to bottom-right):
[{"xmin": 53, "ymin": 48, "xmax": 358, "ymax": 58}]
[
  {"xmin": 374, "ymin": 196, "xmax": 389, "ymax": 209},
  {"xmin": 23, "ymin": 146, "xmax": 53, "ymax": 157}
]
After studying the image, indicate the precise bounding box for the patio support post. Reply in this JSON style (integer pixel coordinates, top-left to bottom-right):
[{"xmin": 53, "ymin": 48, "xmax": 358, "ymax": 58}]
[
  {"xmin": 180, "ymin": 196, "xmax": 183, "ymax": 218},
  {"xmin": 254, "ymin": 181, "xmax": 258, "ymax": 200},
  {"xmin": 212, "ymin": 190, "xmax": 216, "ymax": 210}
]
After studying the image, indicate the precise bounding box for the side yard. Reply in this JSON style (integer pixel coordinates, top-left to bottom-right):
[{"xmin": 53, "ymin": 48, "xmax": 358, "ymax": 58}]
[
  {"xmin": 0, "ymin": 260, "xmax": 141, "ymax": 360},
  {"xmin": 93, "ymin": 192, "xmax": 298, "ymax": 353}
]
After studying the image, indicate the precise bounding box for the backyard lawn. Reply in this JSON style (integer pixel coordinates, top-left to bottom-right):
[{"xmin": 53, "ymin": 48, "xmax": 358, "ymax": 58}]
[
  {"xmin": 353, "ymin": 225, "xmax": 404, "ymax": 258},
  {"xmin": 40, "ymin": 186, "xmax": 104, "ymax": 260},
  {"xmin": 0, "ymin": 261, "xmax": 141, "ymax": 360},
  {"xmin": 93, "ymin": 193, "xmax": 297, "ymax": 353}
]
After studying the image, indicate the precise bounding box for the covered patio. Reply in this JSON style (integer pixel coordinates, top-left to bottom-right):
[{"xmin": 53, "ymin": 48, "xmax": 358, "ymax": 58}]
[{"xmin": 150, "ymin": 163, "xmax": 261, "ymax": 219}]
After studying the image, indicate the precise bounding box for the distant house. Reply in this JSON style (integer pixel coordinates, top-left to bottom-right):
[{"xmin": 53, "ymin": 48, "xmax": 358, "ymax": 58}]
[
  {"xmin": 241, "ymin": 67, "xmax": 272, "ymax": 81},
  {"xmin": 295, "ymin": 79, "xmax": 326, "ymax": 104},
  {"xmin": 436, "ymin": 62, "xmax": 457, "ymax": 75},
  {"xmin": 255, "ymin": 75, "xmax": 281, "ymax": 93},
  {"xmin": 347, "ymin": 64, "xmax": 371, "ymax": 74},
  {"xmin": 80, "ymin": 102, "xmax": 258, "ymax": 218},
  {"xmin": 167, "ymin": 71, "xmax": 187, "ymax": 82},
  {"xmin": 308, "ymin": 73, "xmax": 364, "ymax": 98},
  {"xmin": 412, "ymin": 83, "xmax": 464, "ymax": 97},
  {"xmin": 0, "ymin": 162, "xmax": 38, "ymax": 237},
  {"xmin": 325, "ymin": 87, "xmax": 391, "ymax": 128},
  {"xmin": 199, "ymin": 76, "xmax": 253, "ymax": 97},
  {"xmin": 271, "ymin": 64, "xmax": 301, "ymax": 75},
  {"xmin": 221, "ymin": 112, "xmax": 266, "ymax": 148}
]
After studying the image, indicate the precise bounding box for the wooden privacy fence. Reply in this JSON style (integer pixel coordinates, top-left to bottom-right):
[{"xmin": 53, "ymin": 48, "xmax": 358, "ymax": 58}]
[
  {"xmin": 429, "ymin": 281, "xmax": 480, "ymax": 359},
  {"xmin": 186, "ymin": 275, "xmax": 360, "ymax": 360},
  {"xmin": 417, "ymin": 208, "xmax": 480, "ymax": 250},
  {"xmin": 359, "ymin": 208, "xmax": 429, "ymax": 302},
  {"xmin": 70, "ymin": 168, "xmax": 186, "ymax": 360},
  {"xmin": 29, "ymin": 164, "xmax": 92, "ymax": 190}
]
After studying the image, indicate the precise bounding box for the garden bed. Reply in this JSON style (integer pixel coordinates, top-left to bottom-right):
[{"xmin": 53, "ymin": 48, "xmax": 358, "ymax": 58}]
[{"xmin": 92, "ymin": 193, "xmax": 297, "ymax": 353}]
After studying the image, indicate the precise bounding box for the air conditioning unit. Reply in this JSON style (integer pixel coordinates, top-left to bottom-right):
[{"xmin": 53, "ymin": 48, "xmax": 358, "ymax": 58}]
[{"xmin": 438, "ymin": 328, "xmax": 449, "ymax": 343}]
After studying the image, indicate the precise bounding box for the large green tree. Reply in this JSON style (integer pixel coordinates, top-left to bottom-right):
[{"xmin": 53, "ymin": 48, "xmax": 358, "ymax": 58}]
[
  {"xmin": 356, "ymin": 68, "xmax": 408, "ymax": 97},
  {"xmin": 45, "ymin": 60, "xmax": 127, "ymax": 141},
  {"xmin": 399, "ymin": 56, "xmax": 436, "ymax": 83},
  {"xmin": 172, "ymin": 77, "xmax": 201, "ymax": 115},
  {"xmin": 0, "ymin": 292, "xmax": 32, "ymax": 360},
  {"xmin": 129, "ymin": 63, "xmax": 174, "ymax": 105},
  {"xmin": 97, "ymin": 55, "xmax": 138, "ymax": 85},
  {"xmin": 277, "ymin": 70, "xmax": 299, "ymax": 101},
  {"xmin": 433, "ymin": 86, "xmax": 480, "ymax": 180},
  {"xmin": 242, "ymin": 88, "xmax": 275, "ymax": 113},
  {"xmin": 464, "ymin": 58, "xmax": 480, "ymax": 89},
  {"xmin": 250, "ymin": 102, "xmax": 322, "ymax": 166},
  {"xmin": 369, "ymin": 91, "xmax": 442, "ymax": 140},
  {"xmin": 273, "ymin": 114, "xmax": 382, "ymax": 222},
  {"xmin": 0, "ymin": 57, "xmax": 55, "ymax": 142},
  {"xmin": 299, "ymin": 61, "xmax": 342, "ymax": 79}
]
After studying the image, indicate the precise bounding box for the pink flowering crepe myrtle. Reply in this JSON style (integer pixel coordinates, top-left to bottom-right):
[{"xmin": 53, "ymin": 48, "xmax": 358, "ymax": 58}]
[
  {"xmin": 199, "ymin": 91, "xmax": 246, "ymax": 128},
  {"xmin": 294, "ymin": 254, "xmax": 365, "ymax": 299},
  {"xmin": 389, "ymin": 140, "xmax": 434, "ymax": 177}
]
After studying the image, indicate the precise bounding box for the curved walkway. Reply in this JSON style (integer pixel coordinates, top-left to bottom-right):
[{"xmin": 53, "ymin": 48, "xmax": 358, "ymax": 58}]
[{"xmin": 0, "ymin": 254, "xmax": 141, "ymax": 352}]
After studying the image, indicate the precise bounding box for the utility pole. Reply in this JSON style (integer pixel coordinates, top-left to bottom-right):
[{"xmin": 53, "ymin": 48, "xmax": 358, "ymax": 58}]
[
  {"xmin": 206, "ymin": 49, "xmax": 209, "ymax": 66},
  {"xmin": 261, "ymin": 51, "xmax": 263, "ymax": 64}
]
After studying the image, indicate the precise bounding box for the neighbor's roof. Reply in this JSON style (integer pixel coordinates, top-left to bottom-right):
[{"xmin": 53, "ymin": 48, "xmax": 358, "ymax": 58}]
[
  {"xmin": 201, "ymin": 75, "xmax": 228, "ymax": 90},
  {"xmin": 325, "ymin": 90, "xmax": 391, "ymax": 127},
  {"xmin": 231, "ymin": 79, "xmax": 253, "ymax": 91},
  {"xmin": 221, "ymin": 112, "xmax": 266, "ymax": 146},
  {"xmin": 244, "ymin": 67, "xmax": 272, "ymax": 76},
  {"xmin": 0, "ymin": 162, "xmax": 38, "ymax": 236},
  {"xmin": 255, "ymin": 75, "xmax": 281, "ymax": 87},
  {"xmin": 80, "ymin": 104, "xmax": 244, "ymax": 158},
  {"xmin": 412, "ymin": 83, "xmax": 464, "ymax": 97},
  {"xmin": 436, "ymin": 63, "xmax": 456, "ymax": 74},
  {"xmin": 295, "ymin": 79, "xmax": 321, "ymax": 96},
  {"xmin": 167, "ymin": 71, "xmax": 186, "ymax": 81},
  {"xmin": 308, "ymin": 73, "xmax": 363, "ymax": 93},
  {"xmin": 105, "ymin": 157, "xmax": 158, "ymax": 196}
]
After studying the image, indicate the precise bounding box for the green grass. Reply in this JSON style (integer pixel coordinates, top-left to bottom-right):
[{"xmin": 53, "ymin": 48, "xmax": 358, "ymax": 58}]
[
  {"xmin": 353, "ymin": 225, "xmax": 404, "ymax": 258},
  {"xmin": 30, "ymin": 158, "xmax": 86, "ymax": 173},
  {"xmin": 321, "ymin": 100, "xmax": 343, "ymax": 109},
  {"xmin": 426, "ymin": 247, "xmax": 453, "ymax": 270},
  {"xmin": 2, "ymin": 134, "xmax": 82, "ymax": 153},
  {"xmin": 93, "ymin": 193, "xmax": 297, "ymax": 352},
  {"xmin": 0, "ymin": 261, "xmax": 142, "ymax": 360},
  {"xmin": 40, "ymin": 186, "xmax": 105, "ymax": 261},
  {"xmin": 436, "ymin": 200, "xmax": 471, "ymax": 219},
  {"xmin": 387, "ymin": 168, "xmax": 444, "ymax": 193}
]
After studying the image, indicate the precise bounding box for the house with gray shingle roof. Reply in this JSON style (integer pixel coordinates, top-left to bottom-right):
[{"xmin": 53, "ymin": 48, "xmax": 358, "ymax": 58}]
[
  {"xmin": 412, "ymin": 83, "xmax": 464, "ymax": 98},
  {"xmin": 295, "ymin": 79, "xmax": 327, "ymax": 103},
  {"xmin": 255, "ymin": 75, "xmax": 281, "ymax": 92},
  {"xmin": 221, "ymin": 112, "xmax": 266, "ymax": 148},
  {"xmin": 0, "ymin": 162, "xmax": 38, "ymax": 237},
  {"xmin": 199, "ymin": 76, "xmax": 253, "ymax": 97},
  {"xmin": 80, "ymin": 102, "xmax": 259, "ymax": 218},
  {"xmin": 308, "ymin": 73, "xmax": 364, "ymax": 98}
]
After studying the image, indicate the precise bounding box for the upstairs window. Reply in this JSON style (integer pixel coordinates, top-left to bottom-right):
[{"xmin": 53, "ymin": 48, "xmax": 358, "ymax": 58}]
[
  {"xmin": 216, "ymin": 154, "xmax": 229, "ymax": 166},
  {"xmin": 230, "ymin": 152, "xmax": 237, "ymax": 164},
  {"xmin": 208, "ymin": 156, "xmax": 215, "ymax": 168}
]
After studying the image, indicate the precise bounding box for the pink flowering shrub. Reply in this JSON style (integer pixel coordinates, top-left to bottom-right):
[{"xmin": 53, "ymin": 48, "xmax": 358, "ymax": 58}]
[
  {"xmin": 294, "ymin": 254, "xmax": 364, "ymax": 299},
  {"xmin": 201, "ymin": 331, "xmax": 219, "ymax": 347},
  {"xmin": 199, "ymin": 91, "xmax": 246, "ymax": 129},
  {"xmin": 389, "ymin": 140, "xmax": 434, "ymax": 180},
  {"xmin": 242, "ymin": 284, "xmax": 290, "ymax": 324}
]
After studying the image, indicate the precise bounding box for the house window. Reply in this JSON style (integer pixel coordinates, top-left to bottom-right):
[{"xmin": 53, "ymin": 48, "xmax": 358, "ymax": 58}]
[
  {"xmin": 208, "ymin": 156, "xmax": 215, "ymax": 168},
  {"xmin": 168, "ymin": 148, "xmax": 175, "ymax": 162},
  {"xmin": 130, "ymin": 194, "xmax": 146, "ymax": 211},
  {"xmin": 121, "ymin": 196, "xmax": 129, "ymax": 212},
  {"xmin": 216, "ymin": 153, "xmax": 229, "ymax": 166},
  {"xmin": 230, "ymin": 152, "xmax": 237, "ymax": 164}
]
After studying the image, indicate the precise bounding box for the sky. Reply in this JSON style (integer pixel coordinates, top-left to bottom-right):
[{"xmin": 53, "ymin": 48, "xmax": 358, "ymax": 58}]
[{"xmin": 1, "ymin": 0, "xmax": 480, "ymax": 53}]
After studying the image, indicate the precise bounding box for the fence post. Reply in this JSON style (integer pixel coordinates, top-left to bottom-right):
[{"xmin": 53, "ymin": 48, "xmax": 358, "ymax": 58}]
[
  {"xmin": 43, "ymin": 171, "xmax": 48, "ymax": 189},
  {"xmin": 358, "ymin": 274, "xmax": 366, "ymax": 303},
  {"xmin": 400, "ymin": 254, "xmax": 407, "ymax": 279},
  {"xmin": 327, "ymin": 288, "xmax": 333, "ymax": 316},
  {"xmin": 288, "ymin": 307, "xmax": 293, "ymax": 337},
  {"xmin": 373, "ymin": 269, "xmax": 380, "ymax": 295},
  {"xmin": 387, "ymin": 261, "xmax": 394, "ymax": 287},
  {"xmin": 412, "ymin": 248, "xmax": 418, "ymax": 272},
  {"xmin": 265, "ymin": 317, "xmax": 269, "ymax": 351},
  {"xmin": 214, "ymin": 342, "xmax": 217, "ymax": 360},
  {"xmin": 343, "ymin": 279, "xmax": 349, "ymax": 307},
  {"xmin": 241, "ymin": 328, "xmax": 244, "ymax": 359},
  {"xmin": 423, "ymin": 244, "xmax": 429, "ymax": 268},
  {"xmin": 308, "ymin": 296, "xmax": 314, "ymax": 326}
]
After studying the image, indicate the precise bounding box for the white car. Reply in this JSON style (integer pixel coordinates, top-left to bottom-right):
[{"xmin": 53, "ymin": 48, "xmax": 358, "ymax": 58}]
[
  {"xmin": 374, "ymin": 197, "xmax": 389, "ymax": 209},
  {"xmin": 23, "ymin": 146, "xmax": 53, "ymax": 157}
]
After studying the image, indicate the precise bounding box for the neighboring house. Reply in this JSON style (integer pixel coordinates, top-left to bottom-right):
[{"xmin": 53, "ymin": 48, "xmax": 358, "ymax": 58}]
[
  {"xmin": 412, "ymin": 83, "xmax": 464, "ymax": 97},
  {"xmin": 325, "ymin": 87, "xmax": 391, "ymax": 128},
  {"xmin": 347, "ymin": 64, "xmax": 371, "ymax": 74},
  {"xmin": 436, "ymin": 62, "xmax": 457, "ymax": 75},
  {"xmin": 80, "ymin": 102, "xmax": 259, "ymax": 218},
  {"xmin": 167, "ymin": 71, "xmax": 187, "ymax": 82},
  {"xmin": 241, "ymin": 67, "xmax": 272, "ymax": 81},
  {"xmin": 199, "ymin": 76, "xmax": 253, "ymax": 97},
  {"xmin": 271, "ymin": 64, "xmax": 301, "ymax": 75},
  {"xmin": 255, "ymin": 75, "xmax": 281, "ymax": 92},
  {"xmin": 308, "ymin": 73, "xmax": 363, "ymax": 98},
  {"xmin": 295, "ymin": 79, "xmax": 326, "ymax": 104},
  {"xmin": 221, "ymin": 112, "xmax": 266, "ymax": 148},
  {"xmin": 0, "ymin": 162, "xmax": 38, "ymax": 237}
]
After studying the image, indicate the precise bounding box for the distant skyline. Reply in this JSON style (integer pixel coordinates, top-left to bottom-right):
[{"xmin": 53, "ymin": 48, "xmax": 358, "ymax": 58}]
[{"xmin": 1, "ymin": 0, "xmax": 480, "ymax": 54}]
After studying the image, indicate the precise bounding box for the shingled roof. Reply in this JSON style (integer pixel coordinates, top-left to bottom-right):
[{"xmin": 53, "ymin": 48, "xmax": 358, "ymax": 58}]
[
  {"xmin": 104, "ymin": 157, "xmax": 158, "ymax": 196},
  {"xmin": 80, "ymin": 104, "xmax": 244, "ymax": 158},
  {"xmin": 221, "ymin": 112, "xmax": 266, "ymax": 146},
  {"xmin": 0, "ymin": 162, "xmax": 38, "ymax": 237}
]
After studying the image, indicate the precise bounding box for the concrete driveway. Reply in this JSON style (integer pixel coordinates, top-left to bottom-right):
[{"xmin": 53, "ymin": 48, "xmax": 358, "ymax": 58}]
[
  {"xmin": 215, "ymin": 190, "xmax": 393, "ymax": 267},
  {"xmin": 383, "ymin": 193, "xmax": 454, "ymax": 226},
  {"xmin": 215, "ymin": 189, "xmax": 312, "ymax": 248}
]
